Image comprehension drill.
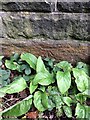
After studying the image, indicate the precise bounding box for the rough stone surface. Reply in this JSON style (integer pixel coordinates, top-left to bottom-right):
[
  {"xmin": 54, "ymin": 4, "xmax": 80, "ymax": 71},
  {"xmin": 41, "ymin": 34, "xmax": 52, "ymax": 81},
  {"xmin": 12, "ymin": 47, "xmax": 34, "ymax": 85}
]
[
  {"xmin": 0, "ymin": 39, "xmax": 90, "ymax": 64},
  {"xmin": 0, "ymin": 0, "xmax": 90, "ymax": 64},
  {"xmin": 57, "ymin": 1, "xmax": 90, "ymax": 13},
  {"xmin": 1, "ymin": 12, "xmax": 90, "ymax": 41},
  {"xmin": 0, "ymin": 1, "xmax": 90, "ymax": 13},
  {"xmin": 0, "ymin": 2, "xmax": 55, "ymax": 12}
]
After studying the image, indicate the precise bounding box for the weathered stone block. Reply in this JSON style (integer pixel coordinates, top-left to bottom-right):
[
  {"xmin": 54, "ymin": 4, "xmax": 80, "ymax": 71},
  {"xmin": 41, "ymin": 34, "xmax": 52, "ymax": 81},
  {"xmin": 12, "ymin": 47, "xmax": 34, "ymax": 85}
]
[
  {"xmin": 0, "ymin": 38, "xmax": 90, "ymax": 64},
  {"xmin": 2, "ymin": 12, "xmax": 90, "ymax": 41},
  {"xmin": 1, "ymin": 1, "xmax": 90, "ymax": 13},
  {"xmin": 57, "ymin": 1, "xmax": 90, "ymax": 13},
  {"xmin": 1, "ymin": 2, "xmax": 55, "ymax": 12}
]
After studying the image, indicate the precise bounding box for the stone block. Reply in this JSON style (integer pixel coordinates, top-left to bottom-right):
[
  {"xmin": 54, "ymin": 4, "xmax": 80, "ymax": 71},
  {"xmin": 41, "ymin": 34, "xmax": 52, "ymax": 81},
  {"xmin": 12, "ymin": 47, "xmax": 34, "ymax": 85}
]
[
  {"xmin": 57, "ymin": 1, "xmax": 90, "ymax": 13},
  {"xmin": 0, "ymin": 38, "xmax": 90, "ymax": 64},
  {"xmin": 1, "ymin": 2, "xmax": 55, "ymax": 12},
  {"xmin": 1, "ymin": 12, "xmax": 90, "ymax": 41}
]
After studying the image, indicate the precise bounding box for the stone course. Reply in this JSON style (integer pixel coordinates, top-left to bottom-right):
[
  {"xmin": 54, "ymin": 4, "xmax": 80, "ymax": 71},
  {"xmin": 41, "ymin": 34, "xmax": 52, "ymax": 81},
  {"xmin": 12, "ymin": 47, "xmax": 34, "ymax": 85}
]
[{"xmin": 0, "ymin": 0, "xmax": 90, "ymax": 63}]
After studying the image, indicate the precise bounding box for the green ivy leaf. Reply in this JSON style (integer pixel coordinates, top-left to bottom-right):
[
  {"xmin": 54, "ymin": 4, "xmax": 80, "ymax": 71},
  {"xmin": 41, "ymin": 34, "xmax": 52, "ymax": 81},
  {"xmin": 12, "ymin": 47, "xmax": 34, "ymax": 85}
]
[
  {"xmin": 41, "ymin": 92, "xmax": 48, "ymax": 109},
  {"xmin": 55, "ymin": 61, "xmax": 72, "ymax": 72},
  {"xmin": 20, "ymin": 64, "xmax": 28, "ymax": 70},
  {"xmin": 29, "ymin": 81, "xmax": 38, "ymax": 94},
  {"xmin": 21, "ymin": 53, "xmax": 37, "ymax": 70},
  {"xmin": 85, "ymin": 105, "xmax": 90, "ymax": 118},
  {"xmin": 25, "ymin": 67, "xmax": 31, "ymax": 75},
  {"xmin": 2, "ymin": 95, "xmax": 32, "ymax": 117},
  {"xmin": 75, "ymin": 103, "xmax": 90, "ymax": 118},
  {"xmin": 11, "ymin": 53, "xmax": 19, "ymax": 61},
  {"xmin": 47, "ymin": 86, "xmax": 64, "ymax": 108},
  {"xmin": 34, "ymin": 91, "xmax": 48, "ymax": 111},
  {"xmin": 36, "ymin": 56, "xmax": 48, "ymax": 73},
  {"xmin": 63, "ymin": 106, "xmax": 72, "ymax": 118},
  {"xmin": 5, "ymin": 60, "xmax": 18, "ymax": 70},
  {"xmin": 38, "ymin": 86, "xmax": 45, "ymax": 92},
  {"xmin": 75, "ymin": 93, "xmax": 87, "ymax": 104},
  {"xmin": 0, "ymin": 69, "xmax": 10, "ymax": 81},
  {"xmin": 75, "ymin": 103, "xmax": 86, "ymax": 118},
  {"xmin": 82, "ymin": 89, "xmax": 90, "ymax": 97},
  {"xmin": 33, "ymin": 72, "xmax": 54, "ymax": 86},
  {"xmin": 56, "ymin": 71, "xmax": 71, "ymax": 94},
  {"xmin": 73, "ymin": 68, "xmax": 89, "ymax": 92},
  {"xmin": 63, "ymin": 97, "xmax": 72, "ymax": 106},
  {"xmin": 0, "ymin": 77, "xmax": 27, "ymax": 95},
  {"xmin": 76, "ymin": 62, "xmax": 90, "ymax": 76}
]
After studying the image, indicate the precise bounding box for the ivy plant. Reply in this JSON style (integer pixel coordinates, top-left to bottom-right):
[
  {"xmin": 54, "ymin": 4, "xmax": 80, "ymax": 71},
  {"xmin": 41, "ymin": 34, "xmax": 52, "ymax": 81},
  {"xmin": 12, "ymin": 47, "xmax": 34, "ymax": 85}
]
[{"xmin": 0, "ymin": 53, "xmax": 90, "ymax": 119}]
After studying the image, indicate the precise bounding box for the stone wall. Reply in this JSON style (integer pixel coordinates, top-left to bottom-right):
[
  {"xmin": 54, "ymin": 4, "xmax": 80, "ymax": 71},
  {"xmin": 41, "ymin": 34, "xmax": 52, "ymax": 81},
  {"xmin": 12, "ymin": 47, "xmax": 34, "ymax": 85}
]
[{"xmin": 0, "ymin": 0, "xmax": 90, "ymax": 64}]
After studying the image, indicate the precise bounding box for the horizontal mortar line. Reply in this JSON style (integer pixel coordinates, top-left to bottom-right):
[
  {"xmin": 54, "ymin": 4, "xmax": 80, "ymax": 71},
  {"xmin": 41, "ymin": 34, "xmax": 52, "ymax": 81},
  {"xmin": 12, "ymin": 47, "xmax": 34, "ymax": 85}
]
[
  {"xmin": 0, "ymin": 11, "xmax": 90, "ymax": 14},
  {"xmin": 0, "ymin": 0, "xmax": 90, "ymax": 2},
  {"xmin": 0, "ymin": 12, "xmax": 89, "ymax": 20}
]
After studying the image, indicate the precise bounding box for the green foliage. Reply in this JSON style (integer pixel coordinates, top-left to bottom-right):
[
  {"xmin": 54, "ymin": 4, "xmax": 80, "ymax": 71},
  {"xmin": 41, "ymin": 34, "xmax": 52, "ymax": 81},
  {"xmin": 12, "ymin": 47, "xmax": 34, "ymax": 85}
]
[
  {"xmin": 0, "ymin": 69, "xmax": 10, "ymax": 87},
  {"xmin": 33, "ymin": 72, "xmax": 54, "ymax": 86},
  {"xmin": 75, "ymin": 103, "xmax": 90, "ymax": 118},
  {"xmin": 20, "ymin": 53, "xmax": 37, "ymax": 70},
  {"xmin": 0, "ymin": 53, "xmax": 90, "ymax": 119},
  {"xmin": 55, "ymin": 61, "xmax": 72, "ymax": 72},
  {"xmin": 76, "ymin": 62, "xmax": 90, "ymax": 76},
  {"xmin": 56, "ymin": 71, "xmax": 71, "ymax": 94},
  {"xmin": 34, "ymin": 91, "xmax": 48, "ymax": 111},
  {"xmin": 0, "ymin": 77, "xmax": 27, "ymax": 96},
  {"xmin": 73, "ymin": 68, "xmax": 89, "ymax": 92},
  {"xmin": 63, "ymin": 106, "xmax": 72, "ymax": 118},
  {"xmin": 2, "ymin": 95, "xmax": 32, "ymax": 117}
]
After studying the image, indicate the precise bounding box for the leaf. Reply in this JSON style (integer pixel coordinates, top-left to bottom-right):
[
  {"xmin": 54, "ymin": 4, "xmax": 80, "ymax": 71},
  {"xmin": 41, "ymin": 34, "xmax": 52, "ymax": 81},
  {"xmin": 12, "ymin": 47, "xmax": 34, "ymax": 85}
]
[
  {"xmin": 34, "ymin": 91, "xmax": 48, "ymax": 112},
  {"xmin": 85, "ymin": 105, "xmax": 90, "ymax": 118},
  {"xmin": 48, "ymin": 98, "xmax": 55, "ymax": 111},
  {"xmin": 25, "ymin": 67, "xmax": 31, "ymax": 75},
  {"xmin": 63, "ymin": 97, "xmax": 72, "ymax": 106},
  {"xmin": 44, "ymin": 57, "xmax": 55, "ymax": 68},
  {"xmin": 82, "ymin": 89, "xmax": 90, "ymax": 97},
  {"xmin": 11, "ymin": 53, "xmax": 19, "ymax": 61},
  {"xmin": 23, "ymin": 75, "xmax": 31, "ymax": 82},
  {"xmin": 75, "ymin": 104, "xmax": 90, "ymax": 118},
  {"xmin": 75, "ymin": 103, "xmax": 86, "ymax": 118},
  {"xmin": 0, "ymin": 77, "xmax": 27, "ymax": 95},
  {"xmin": 21, "ymin": 53, "xmax": 37, "ymax": 70},
  {"xmin": 36, "ymin": 56, "xmax": 47, "ymax": 73},
  {"xmin": 55, "ymin": 61, "xmax": 72, "ymax": 72},
  {"xmin": 75, "ymin": 93, "xmax": 86, "ymax": 104},
  {"xmin": 38, "ymin": 86, "xmax": 45, "ymax": 92},
  {"xmin": 47, "ymin": 86, "xmax": 64, "ymax": 108},
  {"xmin": 73, "ymin": 68, "xmax": 89, "ymax": 92},
  {"xmin": 33, "ymin": 72, "xmax": 54, "ymax": 86},
  {"xmin": 56, "ymin": 107, "xmax": 63, "ymax": 117},
  {"xmin": 20, "ymin": 64, "xmax": 27, "ymax": 70},
  {"xmin": 29, "ymin": 81, "xmax": 38, "ymax": 94},
  {"xmin": 0, "ymin": 69, "xmax": 10, "ymax": 80},
  {"xmin": 5, "ymin": 60, "xmax": 18, "ymax": 70},
  {"xmin": 76, "ymin": 62, "xmax": 90, "ymax": 76},
  {"xmin": 63, "ymin": 106, "xmax": 72, "ymax": 118},
  {"xmin": 41, "ymin": 92, "xmax": 48, "ymax": 109},
  {"xmin": 56, "ymin": 71, "xmax": 71, "ymax": 94},
  {"xmin": 2, "ymin": 95, "xmax": 32, "ymax": 117}
]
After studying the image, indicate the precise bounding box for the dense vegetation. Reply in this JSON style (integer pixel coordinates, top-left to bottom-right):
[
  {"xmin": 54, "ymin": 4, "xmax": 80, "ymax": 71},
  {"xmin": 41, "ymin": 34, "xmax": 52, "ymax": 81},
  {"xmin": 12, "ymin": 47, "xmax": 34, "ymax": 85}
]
[{"xmin": 0, "ymin": 53, "xmax": 90, "ymax": 119}]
